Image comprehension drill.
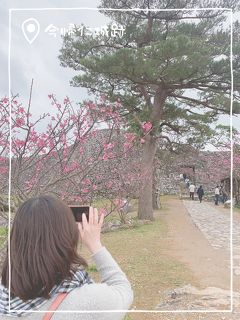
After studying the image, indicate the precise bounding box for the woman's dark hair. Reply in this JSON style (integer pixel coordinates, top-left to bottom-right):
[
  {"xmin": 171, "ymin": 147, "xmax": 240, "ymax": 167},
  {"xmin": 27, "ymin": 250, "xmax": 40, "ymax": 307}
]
[{"xmin": 1, "ymin": 195, "xmax": 87, "ymax": 301}]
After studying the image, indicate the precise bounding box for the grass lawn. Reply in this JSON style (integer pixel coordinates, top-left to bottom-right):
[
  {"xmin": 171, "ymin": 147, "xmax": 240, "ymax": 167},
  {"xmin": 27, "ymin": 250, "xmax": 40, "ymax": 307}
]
[
  {"xmin": 0, "ymin": 226, "xmax": 7, "ymax": 246},
  {"xmin": 0, "ymin": 227, "xmax": 7, "ymax": 237},
  {"xmin": 0, "ymin": 226, "xmax": 7, "ymax": 269},
  {"xmin": 234, "ymin": 206, "xmax": 240, "ymax": 213},
  {"xmin": 82, "ymin": 201, "xmax": 196, "ymax": 311}
]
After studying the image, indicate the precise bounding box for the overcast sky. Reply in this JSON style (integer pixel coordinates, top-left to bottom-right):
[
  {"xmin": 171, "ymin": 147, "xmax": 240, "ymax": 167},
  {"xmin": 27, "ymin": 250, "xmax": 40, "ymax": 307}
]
[
  {"xmin": 1, "ymin": 0, "xmax": 106, "ymax": 120},
  {"xmin": 0, "ymin": 0, "xmax": 239, "ymax": 132}
]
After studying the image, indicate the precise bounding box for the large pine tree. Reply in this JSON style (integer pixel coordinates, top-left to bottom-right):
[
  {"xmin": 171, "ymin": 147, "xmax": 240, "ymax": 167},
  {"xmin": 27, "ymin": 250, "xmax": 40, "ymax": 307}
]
[{"xmin": 59, "ymin": 0, "xmax": 240, "ymax": 220}]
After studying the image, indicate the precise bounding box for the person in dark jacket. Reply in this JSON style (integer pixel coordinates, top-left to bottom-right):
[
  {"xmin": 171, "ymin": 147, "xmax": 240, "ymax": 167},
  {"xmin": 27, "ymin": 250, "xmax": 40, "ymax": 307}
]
[{"xmin": 197, "ymin": 185, "xmax": 204, "ymax": 203}]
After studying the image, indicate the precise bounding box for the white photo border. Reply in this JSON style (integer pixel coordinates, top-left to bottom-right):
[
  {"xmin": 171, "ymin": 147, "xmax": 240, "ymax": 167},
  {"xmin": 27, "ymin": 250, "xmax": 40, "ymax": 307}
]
[{"xmin": 8, "ymin": 6, "xmax": 234, "ymax": 315}]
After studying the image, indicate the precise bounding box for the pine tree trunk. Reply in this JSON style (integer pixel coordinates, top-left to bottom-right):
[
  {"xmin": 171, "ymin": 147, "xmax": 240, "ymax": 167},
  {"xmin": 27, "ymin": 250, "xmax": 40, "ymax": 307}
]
[
  {"xmin": 138, "ymin": 135, "xmax": 157, "ymax": 220},
  {"xmin": 153, "ymin": 187, "xmax": 161, "ymax": 209},
  {"xmin": 152, "ymin": 166, "xmax": 161, "ymax": 209},
  {"xmin": 138, "ymin": 86, "xmax": 167, "ymax": 220}
]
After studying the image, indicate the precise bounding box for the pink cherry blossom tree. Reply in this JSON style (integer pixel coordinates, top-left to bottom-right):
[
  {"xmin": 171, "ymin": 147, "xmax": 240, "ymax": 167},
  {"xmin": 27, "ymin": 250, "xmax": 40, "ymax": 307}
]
[
  {"xmin": 0, "ymin": 93, "xmax": 149, "ymax": 224},
  {"xmin": 210, "ymin": 133, "xmax": 240, "ymax": 203}
]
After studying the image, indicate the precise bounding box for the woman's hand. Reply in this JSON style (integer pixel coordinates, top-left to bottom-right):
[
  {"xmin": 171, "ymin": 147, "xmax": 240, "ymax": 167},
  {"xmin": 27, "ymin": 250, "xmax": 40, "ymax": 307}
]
[{"xmin": 78, "ymin": 207, "xmax": 104, "ymax": 254}]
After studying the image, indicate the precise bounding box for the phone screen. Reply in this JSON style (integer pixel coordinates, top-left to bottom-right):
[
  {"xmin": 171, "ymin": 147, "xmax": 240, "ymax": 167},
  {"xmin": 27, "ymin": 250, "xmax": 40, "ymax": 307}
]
[{"xmin": 69, "ymin": 206, "xmax": 90, "ymax": 222}]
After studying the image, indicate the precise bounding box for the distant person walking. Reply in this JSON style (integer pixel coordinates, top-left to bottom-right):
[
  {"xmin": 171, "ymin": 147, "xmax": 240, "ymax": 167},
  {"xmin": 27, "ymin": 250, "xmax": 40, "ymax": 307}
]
[
  {"xmin": 222, "ymin": 190, "xmax": 228, "ymax": 203},
  {"xmin": 215, "ymin": 185, "xmax": 220, "ymax": 205},
  {"xmin": 185, "ymin": 178, "xmax": 190, "ymax": 188},
  {"xmin": 189, "ymin": 183, "xmax": 195, "ymax": 200},
  {"xmin": 220, "ymin": 186, "xmax": 228, "ymax": 203},
  {"xmin": 197, "ymin": 185, "xmax": 204, "ymax": 203}
]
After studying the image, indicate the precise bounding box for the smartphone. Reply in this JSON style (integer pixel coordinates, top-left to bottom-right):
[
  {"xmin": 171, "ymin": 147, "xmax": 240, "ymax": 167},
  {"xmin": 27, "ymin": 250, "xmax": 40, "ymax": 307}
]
[{"xmin": 69, "ymin": 205, "xmax": 90, "ymax": 222}]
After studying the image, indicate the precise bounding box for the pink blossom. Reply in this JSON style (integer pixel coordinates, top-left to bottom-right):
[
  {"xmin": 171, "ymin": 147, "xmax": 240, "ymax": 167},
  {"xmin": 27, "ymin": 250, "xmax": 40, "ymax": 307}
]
[
  {"xmin": 73, "ymin": 196, "xmax": 82, "ymax": 202},
  {"xmin": 14, "ymin": 139, "xmax": 25, "ymax": 148},
  {"xmin": 142, "ymin": 121, "xmax": 152, "ymax": 133},
  {"xmin": 123, "ymin": 142, "xmax": 131, "ymax": 151},
  {"xmin": 87, "ymin": 102, "xmax": 96, "ymax": 110},
  {"xmin": 15, "ymin": 117, "xmax": 25, "ymax": 127},
  {"xmin": 104, "ymin": 143, "xmax": 114, "ymax": 150},
  {"xmin": 92, "ymin": 130, "xmax": 97, "ymax": 137},
  {"xmin": 29, "ymin": 131, "xmax": 38, "ymax": 143},
  {"xmin": 140, "ymin": 138, "xmax": 145, "ymax": 144},
  {"xmin": 125, "ymin": 133, "xmax": 136, "ymax": 143},
  {"xmin": 64, "ymin": 97, "xmax": 70, "ymax": 105},
  {"xmin": 83, "ymin": 179, "xmax": 91, "ymax": 185},
  {"xmin": 107, "ymin": 182, "xmax": 113, "ymax": 188},
  {"xmin": 18, "ymin": 107, "xmax": 25, "ymax": 114},
  {"xmin": 102, "ymin": 153, "xmax": 109, "ymax": 161},
  {"xmin": 71, "ymin": 115, "xmax": 78, "ymax": 121},
  {"xmin": 100, "ymin": 95, "xmax": 107, "ymax": 102},
  {"xmin": 49, "ymin": 139, "xmax": 55, "ymax": 148},
  {"xmin": 99, "ymin": 208, "xmax": 108, "ymax": 216},
  {"xmin": 63, "ymin": 166, "xmax": 70, "ymax": 173},
  {"xmin": 25, "ymin": 180, "xmax": 33, "ymax": 189},
  {"xmin": 37, "ymin": 138, "xmax": 46, "ymax": 148},
  {"xmin": 0, "ymin": 167, "xmax": 8, "ymax": 174}
]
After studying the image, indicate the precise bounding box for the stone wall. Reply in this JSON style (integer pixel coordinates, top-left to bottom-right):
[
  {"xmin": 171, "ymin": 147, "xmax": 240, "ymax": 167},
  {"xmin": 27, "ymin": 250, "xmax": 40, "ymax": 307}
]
[
  {"xmin": 156, "ymin": 169, "xmax": 180, "ymax": 195},
  {"xmin": 154, "ymin": 150, "xmax": 232, "ymax": 196}
]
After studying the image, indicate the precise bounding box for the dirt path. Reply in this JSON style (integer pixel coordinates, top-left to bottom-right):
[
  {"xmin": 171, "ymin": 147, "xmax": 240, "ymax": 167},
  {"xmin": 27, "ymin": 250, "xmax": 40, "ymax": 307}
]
[
  {"xmin": 159, "ymin": 197, "xmax": 231, "ymax": 290},
  {"xmin": 128, "ymin": 197, "xmax": 240, "ymax": 320}
]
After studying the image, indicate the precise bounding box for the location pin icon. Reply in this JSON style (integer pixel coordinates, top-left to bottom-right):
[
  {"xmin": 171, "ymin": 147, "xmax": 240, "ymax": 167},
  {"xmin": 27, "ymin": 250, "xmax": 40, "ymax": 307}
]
[{"xmin": 22, "ymin": 18, "xmax": 40, "ymax": 44}]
